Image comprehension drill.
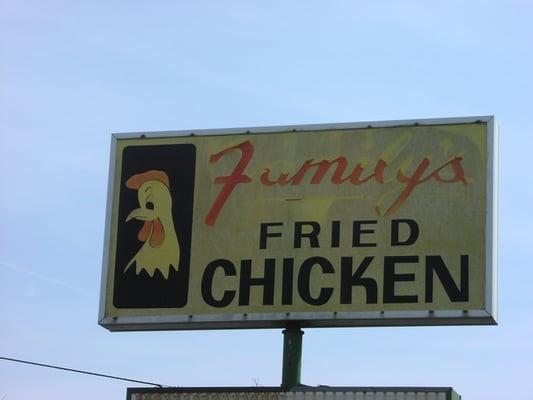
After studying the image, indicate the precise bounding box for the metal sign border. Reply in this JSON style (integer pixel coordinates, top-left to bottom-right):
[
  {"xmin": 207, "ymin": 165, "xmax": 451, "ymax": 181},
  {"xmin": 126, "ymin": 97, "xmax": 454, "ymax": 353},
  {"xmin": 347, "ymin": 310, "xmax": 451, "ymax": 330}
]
[
  {"xmin": 99, "ymin": 115, "xmax": 497, "ymax": 331},
  {"xmin": 126, "ymin": 386, "xmax": 461, "ymax": 400}
]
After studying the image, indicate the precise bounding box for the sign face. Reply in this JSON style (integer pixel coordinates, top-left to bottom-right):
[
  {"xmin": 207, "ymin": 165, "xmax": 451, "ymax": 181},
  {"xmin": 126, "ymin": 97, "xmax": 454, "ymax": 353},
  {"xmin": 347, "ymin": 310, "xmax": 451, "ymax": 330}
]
[
  {"xmin": 99, "ymin": 117, "xmax": 497, "ymax": 331},
  {"xmin": 127, "ymin": 386, "xmax": 461, "ymax": 400}
]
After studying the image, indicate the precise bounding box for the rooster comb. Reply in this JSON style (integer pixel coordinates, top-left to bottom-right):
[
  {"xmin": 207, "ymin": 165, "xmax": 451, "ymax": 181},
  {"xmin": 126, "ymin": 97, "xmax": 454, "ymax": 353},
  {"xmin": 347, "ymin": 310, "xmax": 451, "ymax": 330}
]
[{"xmin": 126, "ymin": 170, "xmax": 170, "ymax": 189}]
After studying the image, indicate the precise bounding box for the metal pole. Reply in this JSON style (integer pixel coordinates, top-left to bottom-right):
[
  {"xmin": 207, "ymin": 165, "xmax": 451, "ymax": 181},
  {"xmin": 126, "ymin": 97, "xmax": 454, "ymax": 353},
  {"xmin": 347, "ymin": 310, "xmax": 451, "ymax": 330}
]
[{"xmin": 281, "ymin": 325, "xmax": 303, "ymax": 390}]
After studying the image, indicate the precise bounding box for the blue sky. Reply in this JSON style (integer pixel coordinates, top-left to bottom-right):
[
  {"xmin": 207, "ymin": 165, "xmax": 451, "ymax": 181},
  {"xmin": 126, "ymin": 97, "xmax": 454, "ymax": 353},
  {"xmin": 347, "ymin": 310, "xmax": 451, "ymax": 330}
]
[{"xmin": 1, "ymin": 1, "xmax": 532, "ymax": 399}]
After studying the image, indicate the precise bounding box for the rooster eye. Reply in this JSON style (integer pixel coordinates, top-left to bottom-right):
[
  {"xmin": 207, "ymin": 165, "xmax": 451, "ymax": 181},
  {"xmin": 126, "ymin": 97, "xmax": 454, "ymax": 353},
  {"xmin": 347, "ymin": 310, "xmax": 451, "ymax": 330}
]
[{"xmin": 146, "ymin": 201, "xmax": 155, "ymax": 210}]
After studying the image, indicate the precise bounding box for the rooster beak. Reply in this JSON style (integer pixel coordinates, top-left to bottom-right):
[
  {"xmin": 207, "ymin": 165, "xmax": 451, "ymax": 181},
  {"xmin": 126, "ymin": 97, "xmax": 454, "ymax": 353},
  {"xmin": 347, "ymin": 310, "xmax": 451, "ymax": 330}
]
[{"xmin": 126, "ymin": 208, "xmax": 157, "ymax": 222}]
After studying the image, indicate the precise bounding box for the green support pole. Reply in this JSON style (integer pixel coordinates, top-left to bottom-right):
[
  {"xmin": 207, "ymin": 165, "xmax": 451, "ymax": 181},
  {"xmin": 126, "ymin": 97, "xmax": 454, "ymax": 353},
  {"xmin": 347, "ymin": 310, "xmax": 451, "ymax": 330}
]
[{"xmin": 281, "ymin": 325, "xmax": 304, "ymax": 390}]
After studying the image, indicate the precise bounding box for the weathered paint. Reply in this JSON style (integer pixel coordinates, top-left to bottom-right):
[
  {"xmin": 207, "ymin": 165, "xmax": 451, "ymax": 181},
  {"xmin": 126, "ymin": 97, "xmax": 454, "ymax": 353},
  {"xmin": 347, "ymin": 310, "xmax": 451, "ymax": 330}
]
[{"xmin": 127, "ymin": 387, "xmax": 460, "ymax": 400}]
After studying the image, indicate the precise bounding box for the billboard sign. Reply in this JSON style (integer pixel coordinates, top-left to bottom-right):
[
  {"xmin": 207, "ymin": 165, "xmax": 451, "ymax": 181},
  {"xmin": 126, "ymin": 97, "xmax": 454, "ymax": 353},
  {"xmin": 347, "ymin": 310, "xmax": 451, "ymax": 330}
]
[
  {"xmin": 99, "ymin": 116, "xmax": 497, "ymax": 331},
  {"xmin": 127, "ymin": 386, "xmax": 462, "ymax": 400}
]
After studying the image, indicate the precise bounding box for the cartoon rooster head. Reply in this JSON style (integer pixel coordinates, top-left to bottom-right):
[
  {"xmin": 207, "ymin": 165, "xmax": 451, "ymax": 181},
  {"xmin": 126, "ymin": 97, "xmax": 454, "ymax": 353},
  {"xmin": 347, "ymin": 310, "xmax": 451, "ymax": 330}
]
[{"xmin": 123, "ymin": 170, "xmax": 180, "ymax": 279}]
